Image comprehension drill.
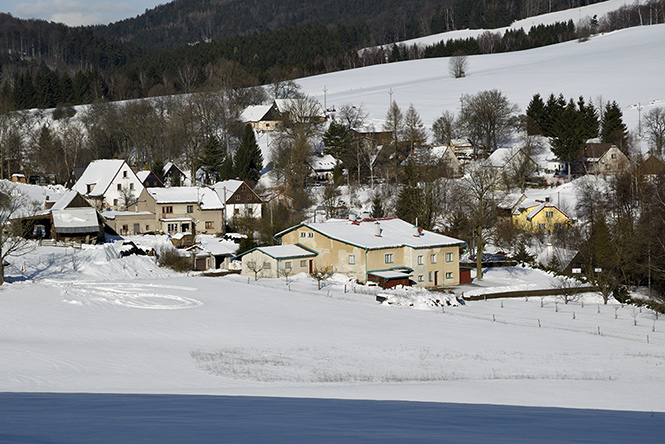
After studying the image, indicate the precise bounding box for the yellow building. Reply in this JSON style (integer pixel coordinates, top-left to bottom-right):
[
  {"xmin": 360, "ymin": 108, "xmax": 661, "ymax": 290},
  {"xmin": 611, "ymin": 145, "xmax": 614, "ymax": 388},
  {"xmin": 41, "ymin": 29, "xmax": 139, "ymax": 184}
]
[
  {"xmin": 241, "ymin": 217, "xmax": 465, "ymax": 288},
  {"xmin": 512, "ymin": 197, "xmax": 571, "ymax": 233}
]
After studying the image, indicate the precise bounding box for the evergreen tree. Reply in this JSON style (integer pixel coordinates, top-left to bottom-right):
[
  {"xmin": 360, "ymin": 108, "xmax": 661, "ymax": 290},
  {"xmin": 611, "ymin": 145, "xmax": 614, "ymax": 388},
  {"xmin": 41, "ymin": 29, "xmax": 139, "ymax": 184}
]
[
  {"xmin": 220, "ymin": 153, "xmax": 235, "ymax": 180},
  {"xmin": 403, "ymin": 103, "xmax": 427, "ymax": 155},
  {"xmin": 322, "ymin": 120, "xmax": 352, "ymax": 161},
  {"xmin": 233, "ymin": 123, "xmax": 263, "ymax": 184},
  {"xmin": 395, "ymin": 159, "xmax": 423, "ymax": 226},
  {"xmin": 542, "ymin": 93, "xmax": 566, "ymax": 137},
  {"xmin": 601, "ymin": 101, "xmax": 628, "ymax": 152},
  {"xmin": 370, "ymin": 195, "xmax": 385, "ymax": 218},
  {"xmin": 525, "ymin": 93, "xmax": 546, "ymax": 135},
  {"xmin": 550, "ymin": 99, "xmax": 586, "ymax": 180},
  {"xmin": 577, "ymin": 96, "xmax": 599, "ymax": 140},
  {"xmin": 198, "ymin": 135, "xmax": 224, "ymax": 184}
]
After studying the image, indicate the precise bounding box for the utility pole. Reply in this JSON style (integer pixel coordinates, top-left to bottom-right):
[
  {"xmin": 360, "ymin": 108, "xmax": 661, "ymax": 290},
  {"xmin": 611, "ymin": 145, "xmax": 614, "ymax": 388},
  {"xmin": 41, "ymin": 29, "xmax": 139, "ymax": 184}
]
[
  {"xmin": 323, "ymin": 85, "xmax": 328, "ymax": 112},
  {"xmin": 637, "ymin": 102, "xmax": 643, "ymax": 138}
]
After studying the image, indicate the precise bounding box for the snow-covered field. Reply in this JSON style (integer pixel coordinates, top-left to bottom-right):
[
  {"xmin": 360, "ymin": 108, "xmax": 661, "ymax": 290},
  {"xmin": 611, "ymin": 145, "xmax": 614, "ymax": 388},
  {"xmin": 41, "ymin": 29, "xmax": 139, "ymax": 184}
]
[{"xmin": 1, "ymin": 244, "xmax": 663, "ymax": 416}]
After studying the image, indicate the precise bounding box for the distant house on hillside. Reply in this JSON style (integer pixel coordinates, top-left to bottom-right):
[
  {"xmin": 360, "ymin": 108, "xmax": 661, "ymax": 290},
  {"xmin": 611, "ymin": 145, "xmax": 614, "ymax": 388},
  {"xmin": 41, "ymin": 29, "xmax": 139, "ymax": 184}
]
[
  {"xmin": 72, "ymin": 159, "xmax": 144, "ymax": 211},
  {"xmin": 136, "ymin": 170, "xmax": 164, "ymax": 188},
  {"xmin": 310, "ymin": 154, "xmax": 340, "ymax": 182},
  {"xmin": 239, "ymin": 217, "xmax": 465, "ymax": 288},
  {"xmin": 211, "ymin": 180, "xmax": 263, "ymax": 220},
  {"xmin": 240, "ymin": 99, "xmax": 325, "ymax": 132},
  {"xmin": 511, "ymin": 196, "xmax": 572, "ymax": 233},
  {"xmin": 580, "ymin": 143, "xmax": 629, "ymax": 175},
  {"xmin": 406, "ymin": 145, "xmax": 461, "ymax": 177},
  {"xmin": 162, "ymin": 162, "xmax": 189, "ymax": 187}
]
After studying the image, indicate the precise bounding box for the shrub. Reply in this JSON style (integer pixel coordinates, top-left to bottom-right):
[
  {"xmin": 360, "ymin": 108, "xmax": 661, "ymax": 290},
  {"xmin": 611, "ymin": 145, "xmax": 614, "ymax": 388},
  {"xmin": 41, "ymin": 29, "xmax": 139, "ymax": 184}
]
[{"xmin": 157, "ymin": 248, "xmax": 191, "ymax": 272}]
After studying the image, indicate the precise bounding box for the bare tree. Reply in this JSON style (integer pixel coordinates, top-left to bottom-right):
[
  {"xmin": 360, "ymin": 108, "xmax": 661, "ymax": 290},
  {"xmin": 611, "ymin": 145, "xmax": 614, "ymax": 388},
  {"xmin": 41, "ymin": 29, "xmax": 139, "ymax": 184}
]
[
  {"xmin": 448, "ymin": 51, "xmax": 468, "ymax": 79},
  {"xmin": 644, "ymin": 107, "xmax": 665, "ymax": 156},
  {"xmin": 432, "ymin": 110, "xmax": 456, "ymax": 145},
  {"xmin": 0, "ymin": 183, "xmax": 39, "ymax": 284},
  {"xmin": 337, "ymin": 103, "xmax": 369, "ymax": 129},
  {"xmin": 461, "ymin": 160, "xmax": 502, "ymax": 280},
  {"xmin": 245, "ymin": 259, "xmax": 265, "ymax": 281},
  {"xmin": 311, "ymin": 264, "xmax": 333, "ymax": 290},
  {"xmin": 554, "ymin": 275, "xmax": 583, "ymax": 304},
  {"xmin": 459, "ymin": 90, "xmax": 519, "ymax": 156}
]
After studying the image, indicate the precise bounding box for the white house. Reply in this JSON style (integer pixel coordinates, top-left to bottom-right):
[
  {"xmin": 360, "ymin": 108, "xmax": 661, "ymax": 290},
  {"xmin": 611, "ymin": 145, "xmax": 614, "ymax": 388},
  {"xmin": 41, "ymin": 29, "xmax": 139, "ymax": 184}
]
[{"xmin": 72, "ymin": 159, "xmax": 144, "ymax": 210}]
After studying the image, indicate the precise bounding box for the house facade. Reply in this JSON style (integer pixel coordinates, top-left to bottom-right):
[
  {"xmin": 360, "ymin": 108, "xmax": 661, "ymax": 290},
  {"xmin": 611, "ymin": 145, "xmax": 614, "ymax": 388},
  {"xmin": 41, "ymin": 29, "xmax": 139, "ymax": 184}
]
[
  {"xmin": 512, "ymin": 197, "xmax": 571, "ymax": 233},
  {"xmin": 581, "ymin": 143, "xmax": 629, "ymax": 175},
  {"xmin": 212, "ymin": 180, "xmax": 263, "ymax": 220},
  {"xmin": 135, "ymin": 187, "xmax": 225, "ymax": 235},
  {"xmin": 269, "ymin": 217, "xmax": 465, "ymax": 288},
  {"xmin": 72, "ymin": 159, "xmax": 145, "ymax": 210},
  {"xmin": 240, "ymin": 244, "xmax": 318, "ymax": 278}
]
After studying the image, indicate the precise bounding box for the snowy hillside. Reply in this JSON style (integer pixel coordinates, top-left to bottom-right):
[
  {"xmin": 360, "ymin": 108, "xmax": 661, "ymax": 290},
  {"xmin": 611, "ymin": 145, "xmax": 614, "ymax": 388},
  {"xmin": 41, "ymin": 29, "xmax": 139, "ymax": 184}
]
[{"xmin": 299, "ymin": 24, "xmax": 665, "ymax": 145}]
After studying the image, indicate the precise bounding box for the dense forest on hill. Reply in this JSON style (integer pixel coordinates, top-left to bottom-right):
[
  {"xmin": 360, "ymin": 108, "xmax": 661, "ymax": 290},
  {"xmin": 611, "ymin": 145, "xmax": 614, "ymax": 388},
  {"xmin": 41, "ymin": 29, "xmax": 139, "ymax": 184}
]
[{"xmin": 1, "ymin": 0, "xmax": 663, "ymax": 112}]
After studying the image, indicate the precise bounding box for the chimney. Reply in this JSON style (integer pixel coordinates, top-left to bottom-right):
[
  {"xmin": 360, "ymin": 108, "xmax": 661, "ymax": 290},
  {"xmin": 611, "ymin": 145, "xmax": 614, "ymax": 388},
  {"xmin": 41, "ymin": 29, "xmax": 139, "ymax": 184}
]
[
  {"xmin": 413, "ymin": 225, "xmax": 422, "ymax": 237},
  {"xmin": 374, "ymin": 221, "xmax": 382, "ymax": 237}
]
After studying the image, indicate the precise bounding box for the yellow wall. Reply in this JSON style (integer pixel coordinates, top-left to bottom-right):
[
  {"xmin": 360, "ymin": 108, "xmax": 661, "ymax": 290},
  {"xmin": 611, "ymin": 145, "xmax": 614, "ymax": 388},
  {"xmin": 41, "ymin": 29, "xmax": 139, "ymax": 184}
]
[
  {"xmin": 280, "ymin": 226, "xmax": 460, "ymax": 287},
  {"xmin": 513, "ymin": 205, "xmax": 570, "ymax": 232}
]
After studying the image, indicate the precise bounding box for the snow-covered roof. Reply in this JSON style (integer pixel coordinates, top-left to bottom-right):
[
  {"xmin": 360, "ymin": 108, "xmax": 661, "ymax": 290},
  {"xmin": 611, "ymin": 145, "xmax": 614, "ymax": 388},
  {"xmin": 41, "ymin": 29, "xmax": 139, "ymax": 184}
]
[
  {"xmin": 536, "ymin": 244, "xmax": 578, "ymax": 268},
  {"xmin": 310, "ymin": 154, "xmax": 339, "ymax": 171},
  {"xmin": 196, "ymin": 236, "xmax": 238, "ymax": 256},
  {"xmin": 487, "ymin": 148, "xmax": 512, "ymax": 167},
  {"xmin": 72, "ymin": 159, "xmax": 126, "ymax": 197},
  {"xmin": 136, "ymin": 171, "xmax": 151, "ymax": 182},
  {"xmin": 450, "ymin": 138, "xmax": 472, "ymax": 147},
  {"xmin": 274, "ymin": 99, "xmax": 324, "ymax": 117},
  {"xmin": 50, "ymin": 190, "xmax": 81, "ymax": 211},
  {"xmin": 101, "ymin": 210, "xmax": 154, "ymax": 220},
  {"xmin": 147, "ymin": 187, "xmax": 224, "ymax": 210},
  {"xmin": 240, "ymin": 104, "xmax": 273, "ymax": 122},
  {"xmin": 211, "ymin": 180, "xmax": 245, "ymax": 202},
  {"xmin": 51, "ymin": 208, "xmax": 100, "ymax": 233},
  {"xmin": 245, "ymin": 244, "xmax": 317, "ymax": 260},
  {"xmin": 369, "ymin": 270, "xmax": 413, "ymax": 279},
  {"xmin": 280, "ymin": 218, "xmax": 464, "ymax": 250}
]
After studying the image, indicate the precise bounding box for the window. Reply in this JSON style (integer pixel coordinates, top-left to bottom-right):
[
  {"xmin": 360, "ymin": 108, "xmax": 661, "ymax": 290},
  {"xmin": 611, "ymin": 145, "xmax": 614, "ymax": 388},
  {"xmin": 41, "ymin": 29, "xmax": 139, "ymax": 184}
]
[
  {"xmin": 181, "ymin": 223, "xmax": 190, "ymax": 232},
  {"xmin": 187, "ymin": 205, "xmax": 194, "ymax": 213},
  {"xmin": 162, "ymin": 206, "xmax": 173, "ymax": 214},
  {"xmin": 611, "ymin": 153, "xmax": 617, "ymax": 159},
  {"xmin": 428, "ymin": 271, "xmax": 432, "ymax": 282},
  {"xmin": 348, "ymin": 255, "xmax": 355, "ymax": 265},
  {"xmin": 300, "ymin": 260, "xmax": 307, "ymax": 267},
  {"xmin": 308, "ymin": 232, "xmax": 314, "ymax": 238},
  {"xmin": 300, "ymin": 232, "xmax": 306, "ymax": 238},
  {"xmin": 417, "ymin": 255, "xmax": 423, "ymax": 265},
  {"xmin": 539, "ymin": 223, "xmax": 546, "ymax": 230},
  {"xmin": 445, "ymin": 252, "xmax": 453, "ymax": 262},
  {"xmin": 122, "ymin": 224, "xmax": 128, "ymax": 233},
  {"xmin": 430, "ymin": 254, "xmax": 437, "ymax": 264},
  {"xmin": 205, "ymin": 221, "xmax": 214, "ymax": 229},
  {"xmin": 129, "ymin": 183, "xmax": 134, "ymax": 190},
  {"xmin": 234, "ymin": 208, "xmax": 240, "ymax": 215},
  {"xmin": 235, "ymin": 195, "xmax": 240, "ymax": 200},
  {"xmin": 113, "ymin": 199, "xmax": 118, "ymax": 206},
  {"xmin": 262, "ymin": 263, "xmax": 271, "ymax": 270},
  {"xmin": 145, "ymin": 225, "xmax": 150, "ymax": 231},
  {"xmin": 446, "ymin": 272, "xmax": 453, "ymax": 279},
  {"xmin": 418, "ymin": 275, "xmax": 424, "ymax": 282},
  {"xmin": 117, "ymin": 184, "xmax": 122, "ymax": 191},
  {"xmin": 545, "ymin": 211, "xmax": 554, "ymax": 218},
  {"xmin": 384, "ymin": 253, "xmax": 393, "ymax": 264},
  {"xmin": 167, "ymin": 223, "xmax": 178, "ymax": 232},
  {"xmin": 123, "ymin": 171, "xmax": 128, "ymax": 178},
  {"xmin": 284, "ymin": 261, "xmax": 292, "ymax": 270},
  {"xmin": 605, "ymin": 164, "xmax": 610, "ymax": 170}
]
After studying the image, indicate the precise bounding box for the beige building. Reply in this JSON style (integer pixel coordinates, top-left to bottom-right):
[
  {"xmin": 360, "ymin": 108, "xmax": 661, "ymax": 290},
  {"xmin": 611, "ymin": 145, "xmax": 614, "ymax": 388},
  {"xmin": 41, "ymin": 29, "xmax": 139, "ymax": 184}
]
[
  {"xmin": 241, "ymin": 217, "xmax": 465, "ymax": 288},
  {"xmin": 582, "ymin": 143, "xmax": 629, "ymax": 175},
  {"xmin": 133, "ymin": 187, "xmax": 225, "ymax": 235}
]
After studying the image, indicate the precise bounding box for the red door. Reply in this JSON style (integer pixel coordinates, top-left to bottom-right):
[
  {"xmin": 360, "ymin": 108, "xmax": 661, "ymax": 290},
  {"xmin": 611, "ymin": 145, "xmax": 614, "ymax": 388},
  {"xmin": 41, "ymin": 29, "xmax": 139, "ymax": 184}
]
[{"xmin": 309, "ymin": 260, "xmax": 313, "ymax": 274}]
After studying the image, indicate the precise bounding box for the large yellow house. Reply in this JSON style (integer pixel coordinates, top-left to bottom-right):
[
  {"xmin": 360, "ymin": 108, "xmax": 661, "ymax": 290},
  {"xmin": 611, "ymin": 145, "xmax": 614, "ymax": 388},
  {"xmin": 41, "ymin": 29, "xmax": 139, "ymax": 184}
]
[
  {"xmin": 240, "ymin": 217, "xmax": 465, "ymax": 288},
  {"xmin": 512, "ymin": 197, "xmax": 571, "ymax": 232}
]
